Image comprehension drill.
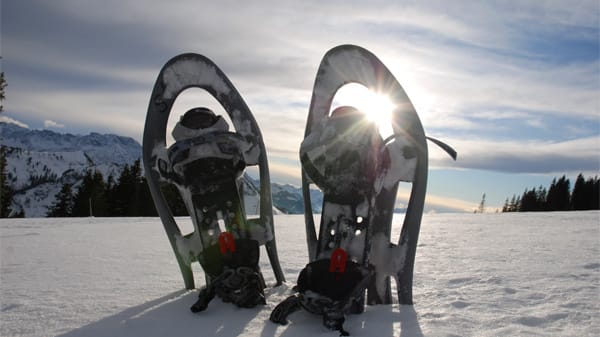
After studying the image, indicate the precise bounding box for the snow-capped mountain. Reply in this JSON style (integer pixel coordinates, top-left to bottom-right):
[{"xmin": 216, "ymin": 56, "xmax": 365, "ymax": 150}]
[
  {"xmin": 243, "ymin": 176, "xmax": 323, "ymax": 215},
  {"xmin": 1, "ymin": 122, "xmax": 143, "ymax": 217},
  {"xmin": 1, "ymin": 122, "xmax": 321, "ymax": 217},
  {"xmin": 1, "ymin": 122, "xmax": 141, "ymax": 166}
]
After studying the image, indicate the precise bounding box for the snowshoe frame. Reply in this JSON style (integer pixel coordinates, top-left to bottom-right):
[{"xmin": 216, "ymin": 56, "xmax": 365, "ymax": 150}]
[
  {"xmin": 301, "ymin": 44, "xmax": 429, "ymax": 305},
  {"xmin": 143, "ymin": 53, "xmax": 285, "ymax": 290}
]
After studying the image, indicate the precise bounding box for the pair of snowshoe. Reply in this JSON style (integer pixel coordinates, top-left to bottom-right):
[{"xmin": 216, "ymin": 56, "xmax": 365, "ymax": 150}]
[{"xmin": 143, "ymin": 45, "xmax": 456, "ymax": 336}]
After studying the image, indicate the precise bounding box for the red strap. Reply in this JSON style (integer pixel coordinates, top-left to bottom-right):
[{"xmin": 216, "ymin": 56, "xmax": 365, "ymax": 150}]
[
  {"xmin": 329, "ymin": 248, "xmax": 347, "ymax": 273},
  {"xmin": 218, "ymin": 232, "xmax": 236, "ymax": 254}
]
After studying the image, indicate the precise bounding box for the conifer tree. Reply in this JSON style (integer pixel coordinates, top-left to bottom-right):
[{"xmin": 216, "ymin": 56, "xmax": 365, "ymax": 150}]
[
  {"xmin": 0, "ymin": 70, "xmax": 13, "ymax": 217},
  {"xmin": 72, "ymin": 170, "xmax": 107, "ymax": 216},
  {"xmin": 546, "ymin": 175, "xmax": 570, "ymax": 211},
  {"xmin": 476, "ymin": 193, "xmax": 486, "ymax": 213},
  {"xmin": 128, "ymin": 159, "xmax": 145, "ymax": 216},
  {"xmin": 590, "ymin": 176, "xmax": 600, "ymax": 210},
  {"xmin": 47, "ymin": 183, "xmax": 75, "ymax": 217},
  {"xmin": 0, "ymin": 146, "xmax": 14, "ymax": 217},
  {"xmin": 0, "ymin": 58, "xmax": 6, "ymax": 112},
  {"xmin": 112, "ymin": 164, "xmax": 133, "ymax": 216},
  {"xmin": 571, "ymin": 174, "xmax": 587, "ymax": 210}
]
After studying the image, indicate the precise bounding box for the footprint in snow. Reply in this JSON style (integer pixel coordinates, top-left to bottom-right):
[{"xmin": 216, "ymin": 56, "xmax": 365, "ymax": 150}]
[
  {"xmin": 447, "ymin": 277, "xmax": 476, "ymax": 286},
  {"xmin": 450, "ymin": 300, "xmax": 470, "ymax": 309},
  {"xmin": 503, "ymin": 287, "xmax": 517, "ymax": 294},
  {"xmin": 583, "ymin": 262, "xmax": 600, "ymax": 270},
  {"xmin": 516, "ymin": 313, "xmax": 569, "ymax": 327}
]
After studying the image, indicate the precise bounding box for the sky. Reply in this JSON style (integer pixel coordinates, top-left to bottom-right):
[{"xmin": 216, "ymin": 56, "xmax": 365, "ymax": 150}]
[{"xmin": 1, "ymin": 0, "xmax": 599, "ymax": 212}]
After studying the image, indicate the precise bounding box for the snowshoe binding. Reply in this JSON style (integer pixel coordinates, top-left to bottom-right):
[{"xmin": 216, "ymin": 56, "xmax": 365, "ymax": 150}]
[
  {"xmin": 270, "ymin": 45, "xmax": 455, "ymax": 334},
  {"xmin": 143, "ymin": 53, "xmax": 285, "ymax": 311}
]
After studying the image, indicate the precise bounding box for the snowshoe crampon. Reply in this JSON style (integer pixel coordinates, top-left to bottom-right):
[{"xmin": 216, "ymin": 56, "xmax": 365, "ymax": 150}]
[
  {"xmin": 143, "ymin": 53, "xmax": 285, "ymax": 310},
  {"xmin": 270, "ymin": 45, "xmax": 455, "ymax": 335}
]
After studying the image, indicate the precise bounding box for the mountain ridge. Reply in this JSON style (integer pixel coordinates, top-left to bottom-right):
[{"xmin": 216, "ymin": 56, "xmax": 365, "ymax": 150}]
[{"xmin": 1, "ymin": 122, "xmax": 321, "ymax": 217}]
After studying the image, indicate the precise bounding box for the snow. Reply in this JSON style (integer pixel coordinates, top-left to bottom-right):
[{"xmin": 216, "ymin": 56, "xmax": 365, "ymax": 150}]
[
  {"xmin": 162, "ymin": 58, "xmax": 230, "ymax": 100},
  {"xmin": 1, "ymin": 212, "xmax": 599, "ymax": 337}
]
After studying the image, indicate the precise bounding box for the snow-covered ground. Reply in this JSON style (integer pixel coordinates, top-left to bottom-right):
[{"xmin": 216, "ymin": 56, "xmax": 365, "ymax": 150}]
[{"xmin": 1, "ymin": 212, "xmax": 598, "ymax": 336}]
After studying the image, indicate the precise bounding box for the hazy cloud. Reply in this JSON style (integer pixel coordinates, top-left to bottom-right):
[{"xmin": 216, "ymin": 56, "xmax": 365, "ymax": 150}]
[
  {"xmin": 43, "ymin": 120, "xmax": 65, "ymax": 129},
  {"xmin": 0, "ymin": 115, "xmax": 29, "ymax": 128},
  {"xmin": 430, "ymin": 136, "xmax": 600, "ymax": 173}
]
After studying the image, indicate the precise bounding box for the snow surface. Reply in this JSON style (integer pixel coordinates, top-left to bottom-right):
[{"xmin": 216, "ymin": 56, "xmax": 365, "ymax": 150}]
[{"xmin": 1, "ymin": 212, "xmax": 598, "ymax": 337}]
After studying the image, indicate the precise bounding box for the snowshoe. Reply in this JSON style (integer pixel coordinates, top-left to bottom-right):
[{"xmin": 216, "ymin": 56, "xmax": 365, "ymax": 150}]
[
  {"xmin": 271, "ymin": 45, "xmax": 455, "ymax": 334},
  {"xmin": 142, "ymin": 53, "xmax": 285, "ymax": 310}
]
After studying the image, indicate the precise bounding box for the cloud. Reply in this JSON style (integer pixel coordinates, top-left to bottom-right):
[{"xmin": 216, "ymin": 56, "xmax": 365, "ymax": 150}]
[
  {"xmin": 0, "ymin": 115, "xmax": 29, "ymax": 128},
  {"xmin": 430, "ymin": 136, "xmax": 600, "ymax": 174},
  {"xmin": 424, "ymin": 193, "xmax": 479, "ymax": 212},
  {"xmin": 392, "ymin": 182, "xmax": 477, "ymax": 212},
  {"xmin": 43, "ymin": 120, "xmax": 65, "ymax": 129}
]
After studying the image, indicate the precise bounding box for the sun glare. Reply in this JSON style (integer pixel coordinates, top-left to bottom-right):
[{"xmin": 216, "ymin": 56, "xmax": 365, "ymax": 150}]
[{"xmin": 332, "ymin": 83, "xmax": 395, "ymax": 139}]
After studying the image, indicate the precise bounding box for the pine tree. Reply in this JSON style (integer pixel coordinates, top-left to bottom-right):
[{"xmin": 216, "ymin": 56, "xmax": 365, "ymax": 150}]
[
  {"xmin": 504, "ymin": 194, "xmax": 519, "ymax": 212},
  {"xmin": 520, "ymin": 188, "xmax": 534, "ymax": 212},
  {"xmin": 47, "ymin": 183, "xmax": 75, "ymax": 217},
  {"xmin": 556, "ymin": 176, "xmax": 571, "ymax": 210},
  {"xmin": 536, "ymin": 186, "xmax": 547, "ymax": 211},
  {"xmin": 71, "ymin": 170, "xmax": 107, "ymax": 217},
  {"xmin": 0, "ymin": 146, "xmax": 14, "ymax": 217},
  {"xmin": 0, "ymin": 66, "xmax": 13, "ymax": 217},
  {"xmin": 91, "ymin": 170, "xmax": 108, "ymax": 216},
  {"xmin": 128, "ymin": 159, "xmax": 145, "ymax": 216},
  {"xmin": 571, "ymin": 174, "xmax": 587, "ymax": 210},
  {"xmin": 0, "ymin": 59, "xmax": 6, "ymax": 112},
  {"xmin": 138, "ymin": 175, "xmax": 158, "ymax": 216},
  {"xmin": 591, "ymin": 176, "xmax": 600, "ymax": 210},
  {"xmin": 112, "ymin": 164, "xmax": 133, "ymax": 216},
  {"xmin": 546, "ymin": 176, "xmax": 570, "ymax": 211},
  {"xmin": 502, "ymin": 198, "xmax": 509, "ymax": 212},
  {"xmin": 476, "ymin": 193, "xmax": 486, "ymax": 213}
]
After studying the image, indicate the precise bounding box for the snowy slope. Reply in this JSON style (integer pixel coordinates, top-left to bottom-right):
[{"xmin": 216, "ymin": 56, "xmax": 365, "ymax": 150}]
[{"xmin": 1, "ymin": 212, "xmax": 598, "ymax": 336}]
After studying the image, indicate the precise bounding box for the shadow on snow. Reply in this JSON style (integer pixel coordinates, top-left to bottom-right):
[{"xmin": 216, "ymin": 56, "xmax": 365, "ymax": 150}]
[{"xmin": 59, "ymin": 286, "xmax": 422, "ymax": 337}]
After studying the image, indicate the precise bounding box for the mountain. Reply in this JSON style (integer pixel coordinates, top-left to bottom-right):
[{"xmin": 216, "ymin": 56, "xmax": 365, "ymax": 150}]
[
  {"xmin": 243, "ymin": 175, "xmax": 323, "ymax": 215},
  {"xmin": 1, "ymin": 122, "xmax": 321, "ymax": 217},
  {"xmin": 1, "ymin": 122, "xmax": 143, "ymax": 217}
]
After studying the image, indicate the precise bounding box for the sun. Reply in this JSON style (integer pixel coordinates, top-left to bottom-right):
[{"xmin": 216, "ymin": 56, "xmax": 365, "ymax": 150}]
[{"xmin": 332, "ymin": 83, "xmax": 395, "ymax": 139}]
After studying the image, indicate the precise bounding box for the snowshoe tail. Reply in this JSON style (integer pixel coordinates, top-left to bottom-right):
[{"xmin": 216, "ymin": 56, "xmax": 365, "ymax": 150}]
[{"xmin": 143, "ymin": 53, "xmax": 285, "ymax": 290}]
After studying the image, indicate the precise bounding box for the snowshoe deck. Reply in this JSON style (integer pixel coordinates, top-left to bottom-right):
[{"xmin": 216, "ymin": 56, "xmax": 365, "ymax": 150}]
[{"xmin": 143, "ymin": 53, "xmax": 285, "ymax": 293}]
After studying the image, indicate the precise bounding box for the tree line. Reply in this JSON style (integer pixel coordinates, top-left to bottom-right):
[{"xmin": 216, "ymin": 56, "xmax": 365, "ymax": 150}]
[
  {"xmin": 502, "ymin": 174, "xmax": 599, "ymax": 212},
  {"xmin": 47, "ymin": 159, "xmax": 188, "ymax": 217}
]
